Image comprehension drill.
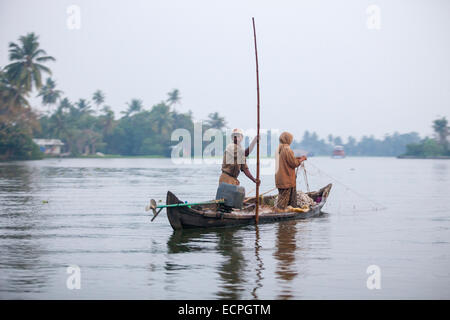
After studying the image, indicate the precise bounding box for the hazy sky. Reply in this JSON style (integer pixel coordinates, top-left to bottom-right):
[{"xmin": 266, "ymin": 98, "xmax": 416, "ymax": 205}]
[{"xmin": 1, "ymin": 0, "xmax": 449, "ymax": 141}]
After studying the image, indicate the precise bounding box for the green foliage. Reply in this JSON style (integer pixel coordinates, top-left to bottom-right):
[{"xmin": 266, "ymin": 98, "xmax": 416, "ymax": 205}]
[
  {"xmin": 0, "ymin": 33, "xmax": 54, "ymax": 161},
  {"xmin": 35, "ymin": 89, "xmax": 204, "ymax": 157},
  {"xmin": 37, "ymin": 97, "xmax": 107, "ymax": 155},
  {"xmin": 205, "ymin": 112, "xmax": 227, "ymax": 130},
  {"xmin": 292, "ymin": 131, "xmax": 330, "ymax": 155},
  {"xmin": 167, "ymin": 89, "xmax": 181, "ymax": 106},
  {"xmin": 140, "ymin": 136, "xmax": 166, "ymax": 155},
  {"xmin": 5, "ymin": 32, "xmax": 55, "ymax": 92},
  {"xmin": 38, "ymin": 78, "xmax": 63, "ymax": 106},
  {"xmin": 432, "ymin": 117, "xmax": 449, "ymax": 151},
  {"xmin": 92, "ymin": 90, "xmax": 105, "ymax": 108},
  {"xmin": 401, "ymin": 117, "xmax": 449, "ymax": 157},
  {"xmin": 0, "ymin": 68, "xmax": 30, "ymax": 109},
  {"xmin": 0, "ymin": 123, "xmax": 43, "ymax": 161},
  {"xmin": 75, "ymin": 98, "xmax": 92, "ymax": 115},
  {"xmin": 104, "ymin": 104, "xmax": 194, "ymax": 157},
  {"xmin": 404, "ymin": 138, "xmax": 446, "ymax": 157},
  {"xmin": 292, "ymin": 131, "xmax": 422, "ymax": 157},
  {"xmin": 121, "ymin": 99, "xmax": 143, "ymax": 118}
]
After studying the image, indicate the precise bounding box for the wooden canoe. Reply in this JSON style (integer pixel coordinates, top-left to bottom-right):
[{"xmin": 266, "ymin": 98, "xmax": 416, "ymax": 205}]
[{"xmin": 166, "ymin": 184, "xmax": 332, "ymax": 230}]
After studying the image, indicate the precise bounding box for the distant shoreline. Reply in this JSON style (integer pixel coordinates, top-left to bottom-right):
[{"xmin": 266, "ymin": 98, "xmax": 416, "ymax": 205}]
[
  {"xmin": 397, "ymin": 155, "xmax": 450, "ymax": 159},
  {"xmin": 44, "ymin": 154, "xmax": 165, "ymax": 159},
  {"xmin": 47, "ymin": 155, "xmax": 448, "ymax": 160},
  {"xmin": 4, "ymin": 155, "xmax": 449, "ymax": 162}
]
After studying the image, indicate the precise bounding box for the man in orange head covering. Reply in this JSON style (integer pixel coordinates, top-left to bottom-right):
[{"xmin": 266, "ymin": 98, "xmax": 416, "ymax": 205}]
[{"xmin": 275, "ymin": 132, "xmax": 307, "ymax": 210}]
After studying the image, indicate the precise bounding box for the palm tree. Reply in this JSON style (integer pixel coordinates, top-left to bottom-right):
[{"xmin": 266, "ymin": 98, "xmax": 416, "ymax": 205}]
[
  {"xmin": 0, "ymin": 68, "xmax": 39, "ymax": 136},
  {"xmin": 38, "ymin": 78, "xmax": 63, "ymax": 112},
  {"xmin": 75, "ymin": 99, "xmax": 92, "ymax": 115},
  {"xmin": 4, "ymin": 33, "xmax": 55, "ymax": 92},
  {"xmin": 205, "ymin": 112, "xmax": 226, "ymax": 129},
  {"xmin": 50, "ymin": 109, "xmax": 68, "ymax": 139},
  {"xmin": 333, "ymin": 136, "xmax": 343, "ymax": 146},
  {"xmin": 173, "ymin": 110, "xmax": 194, "ymax": 130},
  {"xmin": 327, "ymin": 134, "xmax": 333, "ymax": 145},
  {"xmin": 58, "ymin": 97, "xmax": 72, "ymax": 112},
  {"xmin": 100, "ymin": 105, "xmax": 115, "ymax": 136},
  {"xmin": 92, "ymin": 90, "xmax": 105, "ymax": 111},
  {"xmin": 150, "ymin": 102, "xmax": 173, "ymax": 135},
  {"xmin": 0, "ymin": 68, "xmax": 29, "ymax": 113},
  {"xmin": 121, "ymin": 99, "xmax": 143, "ymax": 117},
  {"xmin": 166, "ymin": 89, "xmax": 181, "ymax": 107},
  {"xmin": 83, "ymin": 129, "xmax": 101, "ymax": 155},
  {"xmin": 433, "ymin": 117, "xmax": 449, "ymax": 149}
]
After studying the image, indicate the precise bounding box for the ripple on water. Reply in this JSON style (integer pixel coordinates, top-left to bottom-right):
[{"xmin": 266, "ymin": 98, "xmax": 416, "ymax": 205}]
[{"xmin": 0, "ymin": 158, "xmax": 449, "ymax": 299}]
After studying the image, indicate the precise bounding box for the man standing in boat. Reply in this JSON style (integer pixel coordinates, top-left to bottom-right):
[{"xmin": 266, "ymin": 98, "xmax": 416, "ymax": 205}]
[
  {"xmin": 275, "ymin": 132, "xmax": 307, "ymax": 210},
  {"xmin": 219, "ymin": 128, "xmax": 260, "ymax": 187}
]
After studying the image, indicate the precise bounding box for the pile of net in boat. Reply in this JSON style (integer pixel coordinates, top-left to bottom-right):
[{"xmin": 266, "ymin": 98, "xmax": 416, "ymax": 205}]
[
  {"xmin": 266, "ymin": 190, "xmax": 315, "ymax": 213},
  {"xmin": 297, "ymin": 191, "xmax": 315, "ymax": 207}
]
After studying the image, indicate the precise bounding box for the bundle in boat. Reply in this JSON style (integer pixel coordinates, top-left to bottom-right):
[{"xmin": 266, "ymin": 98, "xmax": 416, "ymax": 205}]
[{"xmin": 287, "ymin": 205, "xmax": 310, "ymax": 213}]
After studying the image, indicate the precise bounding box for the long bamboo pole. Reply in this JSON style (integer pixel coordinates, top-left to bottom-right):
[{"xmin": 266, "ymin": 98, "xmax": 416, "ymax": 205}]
[{"xmin": 252, "ymin": 17, "xmax": 260, "ymax": 224}]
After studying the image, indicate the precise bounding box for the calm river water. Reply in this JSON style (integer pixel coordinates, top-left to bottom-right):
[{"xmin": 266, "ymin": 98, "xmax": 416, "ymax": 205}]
[{"xmin": 0, "ymin": 157, "xmax": 449, "ymax": 299}]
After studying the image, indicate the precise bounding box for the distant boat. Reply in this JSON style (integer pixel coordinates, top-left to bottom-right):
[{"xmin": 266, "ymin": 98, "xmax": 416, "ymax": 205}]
[{"xmin": 332, "ymin": 145, "xmax": 345, "ymax": 158}]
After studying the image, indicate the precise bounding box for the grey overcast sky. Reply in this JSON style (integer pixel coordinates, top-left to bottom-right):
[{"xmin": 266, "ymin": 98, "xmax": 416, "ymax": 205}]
[{"xmin": 1, "ymin": 0, "xmax": 449, "ymax": 141}]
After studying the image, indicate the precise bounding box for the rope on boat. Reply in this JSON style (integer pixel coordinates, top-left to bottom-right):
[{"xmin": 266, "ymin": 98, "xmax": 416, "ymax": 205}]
[
  {"xmin": 242, "ymin": 161, "xmax": 385, "ymax": 212},
  {"xmin": 301, "ymin": 162, "xmax": 311, "ymax": 193},
  {"xmin": 244, "ymin": 187, "xmax": 277, "ymax": 203},
  {"xmin": 246, "ymin": 188, "xmax": 255, "ymax": 196},
  {"xmin": 295, "ymin": 163, "xmax": 310, "ymax": 193}
]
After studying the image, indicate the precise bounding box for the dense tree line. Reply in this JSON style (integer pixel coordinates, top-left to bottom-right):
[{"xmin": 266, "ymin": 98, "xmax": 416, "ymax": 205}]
[
  {"xmin": 0, "ymin": 33, "xmax": 226, "ymax": 160},
  {"xmin": 402, "ymin": 117, "xmax": 450, "ymax": 157},
  {"xmin": 36, "ymin": 90, "xmax": 228, "ymax": 157},
  {"xmin": 290, "ymin": 131, "xmax": 421, "ymax": 157}
]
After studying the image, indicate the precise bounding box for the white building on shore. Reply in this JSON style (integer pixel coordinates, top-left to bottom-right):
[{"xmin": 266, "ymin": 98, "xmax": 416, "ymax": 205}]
[{"xmin": 32, "ymin": 139, "xmax": 65, "ymax": 155}]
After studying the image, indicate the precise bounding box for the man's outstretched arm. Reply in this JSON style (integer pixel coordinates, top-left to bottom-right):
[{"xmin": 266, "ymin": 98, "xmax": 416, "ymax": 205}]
[{"xmin": 242, "ymin": 167, "xmax": 260, "ymax": 186}]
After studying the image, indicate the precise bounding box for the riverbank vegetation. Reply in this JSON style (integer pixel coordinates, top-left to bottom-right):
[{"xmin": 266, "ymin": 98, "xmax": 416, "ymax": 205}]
[
  {"xmin": 0, "ymin": 33, "xmax": 226, "ymax": 160},
  {"xmin": 400, "ymin": 117, "xmax": 449, "ymax": 158},
  {"xmin": 291, "ymin": 131, "xmax": 421, "ymax": 157},
  {"xmin": 0, "ymin": 33, "xmax": 51, "ymax": 161}
]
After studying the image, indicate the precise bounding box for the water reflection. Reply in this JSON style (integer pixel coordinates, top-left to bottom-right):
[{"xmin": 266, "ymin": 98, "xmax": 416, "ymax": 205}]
[
  {"xmin": 0, "ymin": 240, "xmax": 49, "ymax": 294},
  {"xmin": 166, "ymin": 227, "xmax": 247, "ymax": 299},
  {"xmin": 432, "ymin": 161, "xmax": 448, "ymax": 183},
  {"xmin": 215, "ymin": 227, "xmax": 247, "ymax": 299},
  {"xmin": 251, "ymin": 225, "xmax": 264, "ymax": 299},
  {"xmin": 0, "ymin": 162, "xmax": 49, "ymax": 295},
  {"xmin": 166, "ymin": 221, "xmax": 305, "ymax": 300},
  {"xmin": 2, "ymin": 158, "xmax": 448, "ymax": 299},
  {"xmin": 0, "ymin": 164, "xmax": 34, "ymax": 207},
  {"xmin": 166, "ymin": 229, "xmax": 205, "ymax": 254},
  {"xmin": 274, "ymin": 220, "xmax": 299, "ymax": 299}
]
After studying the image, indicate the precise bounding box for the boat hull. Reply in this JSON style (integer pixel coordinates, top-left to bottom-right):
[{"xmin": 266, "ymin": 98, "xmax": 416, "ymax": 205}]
[{"xmin": 166, "ymin": 184, "xmax": 332, "ymax": 230}]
